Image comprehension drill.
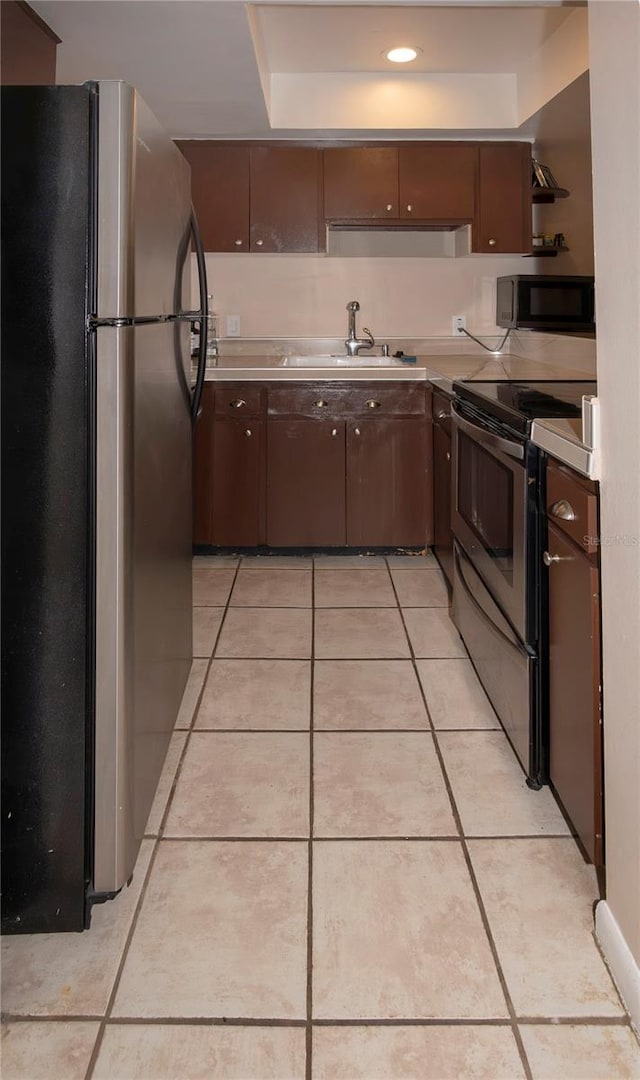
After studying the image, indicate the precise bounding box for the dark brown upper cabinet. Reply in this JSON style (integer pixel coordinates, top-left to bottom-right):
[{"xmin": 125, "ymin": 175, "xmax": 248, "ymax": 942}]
[
  {"xmin": 178, "ymin": 142, "xmax": 250, "ymax": 252},
  {"xmin": 250, "ymin": 147, "xmax": 322, "ymax": 253},
  {"xmin": 474, "ymin": 142, "xmax": 531, "ymax": 254},
  {"xmin": 398, "ymin": 145, "xmax": 476, "ymax": 221},
  {"xmin": 1, "ymin": 2, "xmax": 59, "ymax": 85},
  {"xmin": 323, "ymin": 148, "xmax": 399, "ymax": 220}
]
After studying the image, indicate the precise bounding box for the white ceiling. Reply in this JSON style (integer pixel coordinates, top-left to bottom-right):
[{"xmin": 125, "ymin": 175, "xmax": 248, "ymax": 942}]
[
  {"xmin": 256, "ymin": 5, "xmax": 574, "ymax": 73},
  {"xmin": 32, "ymin": 0, "xmax": 588, "ymax": 139}
]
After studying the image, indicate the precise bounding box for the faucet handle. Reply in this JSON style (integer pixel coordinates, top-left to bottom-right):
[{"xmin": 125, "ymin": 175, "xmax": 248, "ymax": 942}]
[
  {"xmin": 362, "ymin": 326, "xmax": 375, "ymax": 347},
  {"xmin": 346, "ymin": 300, "xmax": 360, "ymax": 312}
]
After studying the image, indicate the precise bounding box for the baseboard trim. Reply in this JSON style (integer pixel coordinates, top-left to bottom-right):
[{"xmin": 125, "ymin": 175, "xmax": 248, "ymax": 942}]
[{"xmin": 595, "ymin": 900, "xmax": 640, "ymax": 1032}]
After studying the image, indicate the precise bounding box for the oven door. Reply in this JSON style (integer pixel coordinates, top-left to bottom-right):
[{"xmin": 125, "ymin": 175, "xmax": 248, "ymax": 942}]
[{"xmin": 451, "ymin": 401, "xmax": 528, "ymax": 641}]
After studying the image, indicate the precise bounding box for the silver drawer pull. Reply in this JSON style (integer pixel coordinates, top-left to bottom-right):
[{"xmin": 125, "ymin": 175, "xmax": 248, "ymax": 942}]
[
  {"xmin": 229, "ymin": 399, "xmax": 246, "ymax": 409},
  {"xmin": 550, "ymin": 498, "xmax": 577, "ymax": 522},
  {"xmin": 354, "ymin": 427, "xmax": 361, "ymax": 436},
  {"xmin": 331, "ymin": 428, "xmax": 338, "ymax": 437},
  {"xmin": 365, "ymin": 400, "xmax": 381, "ymax": 409},
  {"xmin": 436, "ymin": 410, "xmax": 450, "ymax": 421},
  {"xmin": 543, "ymin": 550, "xmax": 571, "ymax": 566},
  {"xmin": 245, "ymin": 429, "xmax": 252, "ymax": 437},
  {"xmin": 314, "ymin": 399, "xmax": 328, "ymax": 408},
  {"xmin": 445, "ymin": 451, "xmax": 451, "ymax": 461}
]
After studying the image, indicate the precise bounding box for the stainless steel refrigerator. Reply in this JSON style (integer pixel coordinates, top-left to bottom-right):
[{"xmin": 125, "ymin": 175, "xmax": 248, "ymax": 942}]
[{"xmin": 1, "ymin": 82, "xmax": 208, "ymax": 933}]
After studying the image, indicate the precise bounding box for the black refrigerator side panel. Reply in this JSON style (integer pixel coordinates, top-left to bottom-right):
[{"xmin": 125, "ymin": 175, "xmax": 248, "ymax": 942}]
[{"xmin": 1, "ymin": 87, "xmax": 94, "ymax": 933}]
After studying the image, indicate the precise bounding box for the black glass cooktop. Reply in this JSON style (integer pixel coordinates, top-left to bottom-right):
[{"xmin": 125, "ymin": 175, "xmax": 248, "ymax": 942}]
[{"xmin": 452, "ymin": 380, "xmax": 597, "ymax": 436}]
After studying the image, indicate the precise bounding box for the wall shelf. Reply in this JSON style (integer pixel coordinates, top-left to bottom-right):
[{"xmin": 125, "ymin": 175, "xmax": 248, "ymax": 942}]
[
  {"xmin": 532, "ymin": 186, "xmax": 570, "ymax": 204},
  {"xmin": 524, "ymin": 245, "xmax": 570, "ymax": 258}
]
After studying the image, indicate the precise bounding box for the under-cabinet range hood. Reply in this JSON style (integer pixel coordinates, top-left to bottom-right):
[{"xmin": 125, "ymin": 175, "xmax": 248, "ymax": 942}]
[{"xmin": 326, "ymin": 223, "xmax": 472, "ymax": 258}]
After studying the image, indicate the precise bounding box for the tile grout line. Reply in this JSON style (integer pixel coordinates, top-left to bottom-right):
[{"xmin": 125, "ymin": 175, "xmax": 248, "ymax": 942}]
[
  {"xmin": 5, "ymin": 1011, "xmax": 635, "ymax": 1028},
  {"xmin": 306, "ymin": 559, "xmax": 315, "ymax": 1080},
  {"xmin": 83, "ymin": 560, "xmax": 243, "ymax": 1080},
  {"xmin": 386, "ymin": 562, "xmax": 535, "ymax": 1080}
]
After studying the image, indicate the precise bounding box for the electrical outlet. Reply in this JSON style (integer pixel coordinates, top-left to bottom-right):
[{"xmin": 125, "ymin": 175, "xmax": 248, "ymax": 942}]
[
  {"xmin": 452, "ymin": 315, "xmax": 466, "ymax": 336},
  {"xmin": 226, "ymin": 315, "xmax": 241, "ymax": 337}
]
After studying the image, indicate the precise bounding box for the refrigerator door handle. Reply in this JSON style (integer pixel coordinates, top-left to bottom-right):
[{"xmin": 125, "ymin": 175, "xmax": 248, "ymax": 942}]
[{"xmin": 189, "ymin": 207, "xmax": 208, "ymax": 424}]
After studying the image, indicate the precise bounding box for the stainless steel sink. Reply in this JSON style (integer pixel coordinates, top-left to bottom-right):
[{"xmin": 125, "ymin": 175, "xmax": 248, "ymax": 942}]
[{"xmin": 283, "ymin": 354, "xmax": 402, "ymax": 368}]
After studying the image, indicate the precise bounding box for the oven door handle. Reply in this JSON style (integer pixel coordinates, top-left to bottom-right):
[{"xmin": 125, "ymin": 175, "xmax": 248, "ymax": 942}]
[{"xmin": 451, "ymin": 401, "xmax": 524, "ymax": 461}]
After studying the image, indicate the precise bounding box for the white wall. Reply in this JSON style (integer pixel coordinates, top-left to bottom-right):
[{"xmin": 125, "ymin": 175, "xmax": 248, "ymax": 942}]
[
  {"xmin": 588, "ymin": 0, "xmax": 640, "ymax": 1025},
  {"xmin": 201, "ymin": 252, "xmax": 529, "ymax": 339}
]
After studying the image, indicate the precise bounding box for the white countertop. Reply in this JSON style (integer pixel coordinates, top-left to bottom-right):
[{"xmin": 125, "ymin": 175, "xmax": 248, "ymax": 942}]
[
  {"xmin": 202, "ymin": 353, "xmax": 591, "ymax": 391},
  {"xmin": 531, "ymin": 417, "xmax": 597, "ymax": 479}
]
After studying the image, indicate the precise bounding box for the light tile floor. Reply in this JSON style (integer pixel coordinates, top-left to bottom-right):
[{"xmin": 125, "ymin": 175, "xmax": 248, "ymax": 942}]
[{"xmin": 2, "ymin": 553, "xmax": 640, "ymax": 1080}]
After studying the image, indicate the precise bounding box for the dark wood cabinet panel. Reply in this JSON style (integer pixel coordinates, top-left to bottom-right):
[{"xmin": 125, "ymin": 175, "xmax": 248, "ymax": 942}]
[
  {"xmin": 250, "ymin": 147, "xmax": 322, "ymax": 252},
  {"xmin": 193, "ymin": 385, "xmax": 215, "ymax": 546},
  {"xmin": 323, "ymin": 148, "xmax": 399, "ymax": 220},
  {"xmin": 267, "ymin": 421, "xmax": 346, "ymax": 546},
  {"xmin": 211, "ymin": 420, "xmax": 263, "ymax": 547},
  {"xmin": 346, "ymin": 420, "xmax": 430, "ymax": 547},
  {"xmin": 433, "ymin": 421, "xmax": 453, "ymax": 587},
  {"xmin": 178, "ymin": 143, "xmax": 250, "ymax": 252},
  {"xmin": 399, "ymin": 145, "xmax": 476, "ymax": 220},
  {"xmin": 475, "ymin": 143, "xmax": 531, "ymax": 253},
  {"xmin": 1, "ymin": 2, "xmax": 59, "ymax": 85},
  {"xmin": 547, "ymin": 521, "xmax": 603, "ymax": 865}
]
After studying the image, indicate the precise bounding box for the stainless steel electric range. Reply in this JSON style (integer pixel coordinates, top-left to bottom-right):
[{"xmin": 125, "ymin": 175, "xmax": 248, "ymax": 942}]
[{"xmin": 450, "ymin": 379, "xmax": 597, "ymax": 788}]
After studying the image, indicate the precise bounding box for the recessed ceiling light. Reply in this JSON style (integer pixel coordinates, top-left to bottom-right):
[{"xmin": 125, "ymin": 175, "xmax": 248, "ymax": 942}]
[{"xmin": 385, "ymin": 47, "xmax": 419, "ymax": 64}]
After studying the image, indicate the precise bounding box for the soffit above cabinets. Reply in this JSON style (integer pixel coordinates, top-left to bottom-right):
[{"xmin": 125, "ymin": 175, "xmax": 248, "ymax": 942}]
[{"xmin": 33, "ymin": 0, "xmax": 588, "ymax": 139}]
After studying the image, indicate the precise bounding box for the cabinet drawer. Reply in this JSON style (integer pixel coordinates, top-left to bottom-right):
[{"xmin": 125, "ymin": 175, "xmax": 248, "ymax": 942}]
[
  {"xmin": 546, "ymin": 461, "xmax": 599, "ymax": 554},
  {"xmin": 268, "ymin": 386, "xmax": 346, "ymax": 418},
  {"xmin": 343, "ymin": 384, "xmax": 427, "ymax": 417},
  {"xmin": 268, "ymin": 383, "xmax": 426, "ymax": 418},
  {"xmin": 432, "ymin": 389, "xmax": 453, "ymax": 434},
  {"xmin": 215, "ymin": 387, "xmax": 263, "ymax": 417}
]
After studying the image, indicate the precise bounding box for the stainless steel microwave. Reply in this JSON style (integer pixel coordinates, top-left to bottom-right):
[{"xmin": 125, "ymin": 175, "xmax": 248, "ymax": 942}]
[{"xmin": 496, "ymin": 275, "xmax": 595, "ymax": 332}]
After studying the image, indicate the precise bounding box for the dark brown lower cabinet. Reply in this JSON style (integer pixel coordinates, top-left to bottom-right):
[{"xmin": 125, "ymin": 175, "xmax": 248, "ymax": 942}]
[
  {"xmin": 432, "ymin": 392, "xmax": 453, "ymax": 586},
  {"xmin": 267, "ymin": 420, "xmax": 346, "ymax": 546},
  {"xmin": 211, "ymin": 419, "xmax": 263, "ymax": 547},
  {"xmin": 547, "ymin": 519, "xmax": 603, "ymax": 865},
  {"xmin": 193, "ymin": 385, "xmax": 214, "ymax": 545},
  {"xmin": 346, "ymin": 419, "xmax": 430, "ymax": 547}
]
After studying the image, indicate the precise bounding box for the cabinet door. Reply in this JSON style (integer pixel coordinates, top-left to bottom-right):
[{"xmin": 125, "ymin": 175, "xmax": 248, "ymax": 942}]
[
  {"xmin": 267, "ymin": 421, "xmax": 345, "ymax": 546},
  {"xmin": 475, "ymin": 143, "xmax": 531, "ymax": 253},
  {"xmin": 193, "ymin": 385, "xmax": 214, "ymax": 545},
  {"xmin": 250, "ymin": 148, "xmax": 321, "ymax": 253},
  {"xmin": 399, "ymin": 145, "xmax": 476, "ymax": 220},
  {"xmin": 547, "ymin": 522, "xmax": 603, "ymax": 864},
  {"xmin": 178, "ymin": 143, "xmax": 250, "ymax": 252},
  {"xmin": 346, "ymin": 420, "xmax": 430, "ymax": 547},
  {"xmin": 323, "ymin": 148, "xmax": 399, "ymax": 220},
  {"xmin": 433, "ymin": 422, "xmax": 453, "ymax": 587},
  {"xmin": 211, "ymin": 420, "xmax": 263, "ymax": 547}
]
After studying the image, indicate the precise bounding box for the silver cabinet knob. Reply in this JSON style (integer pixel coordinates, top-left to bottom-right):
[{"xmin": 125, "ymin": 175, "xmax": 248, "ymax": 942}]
[
  {"xmin": 234, "ymin": 239, "xmax": 243, "ymax": 246},
  {"xmin": 406, "ymin": 204, "xmax": 413, "ymax": 212},
  {"xmin": 256, "ymin": 239, "xmax": 264, "ymax": 247},
  {"xmin": 314, "ymin": 399, "xmax": 328, "ymax": 408},
  {"xmin": 331, "ymin": 428, "xmax": 338, "ymax": 437},
  {"xmin": 436, "ymin": 410, "xmax": 450, "ymax": 421},
  {"xmin": 245, "ymin": 429, "xmax": 252, "ymax": 437},
  {"xmin": 365, "ymin": 400, "xmax": 381, "ymax": 409},
  {"xmin": 543, "ymin": 550, "xmax": 565, "ymax": 566},
  {"xmin": 354, "ymin": 427, "xmax": 361, "ymax": 436},
  {"xmin": 445, "ymin": 451, "xmax": 451, "ymax": 461},
  {"xmin": 488, "ymin": 238, "xmax": 497, "ymax": 247},
  {"xmin": 229, "ymin": 399, "xmax": 246, "ymax": 409},
  {"xmin": 550, "ymin": 498, "xmax": 577, "ymax": 522},
  {"xmin": 386, "ymin": 204, "xmax": 393, "ymax": 211}
]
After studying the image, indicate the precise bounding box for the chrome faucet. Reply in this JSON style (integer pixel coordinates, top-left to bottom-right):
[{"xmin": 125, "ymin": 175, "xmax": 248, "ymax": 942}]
[{"xmin": 345, "ymin": 300, "xmax": 375, "ymax": 356}]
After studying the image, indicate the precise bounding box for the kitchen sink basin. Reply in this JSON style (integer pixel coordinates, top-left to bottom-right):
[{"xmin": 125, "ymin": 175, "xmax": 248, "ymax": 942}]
[{"xmin": 283, "ymin": 354, "xmax": 402, "ymax": 367}]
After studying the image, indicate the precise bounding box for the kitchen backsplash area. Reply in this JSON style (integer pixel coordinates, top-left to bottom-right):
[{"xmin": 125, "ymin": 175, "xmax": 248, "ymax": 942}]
[{"xmin": 192, "ymin": 252, "xmax": 597, "ymax": 376}]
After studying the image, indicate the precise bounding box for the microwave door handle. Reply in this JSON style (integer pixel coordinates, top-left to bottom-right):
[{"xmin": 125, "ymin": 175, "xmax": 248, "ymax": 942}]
[{"xmin": 451, "ymin": 402, "xmax": 524, "ymax": 461}]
